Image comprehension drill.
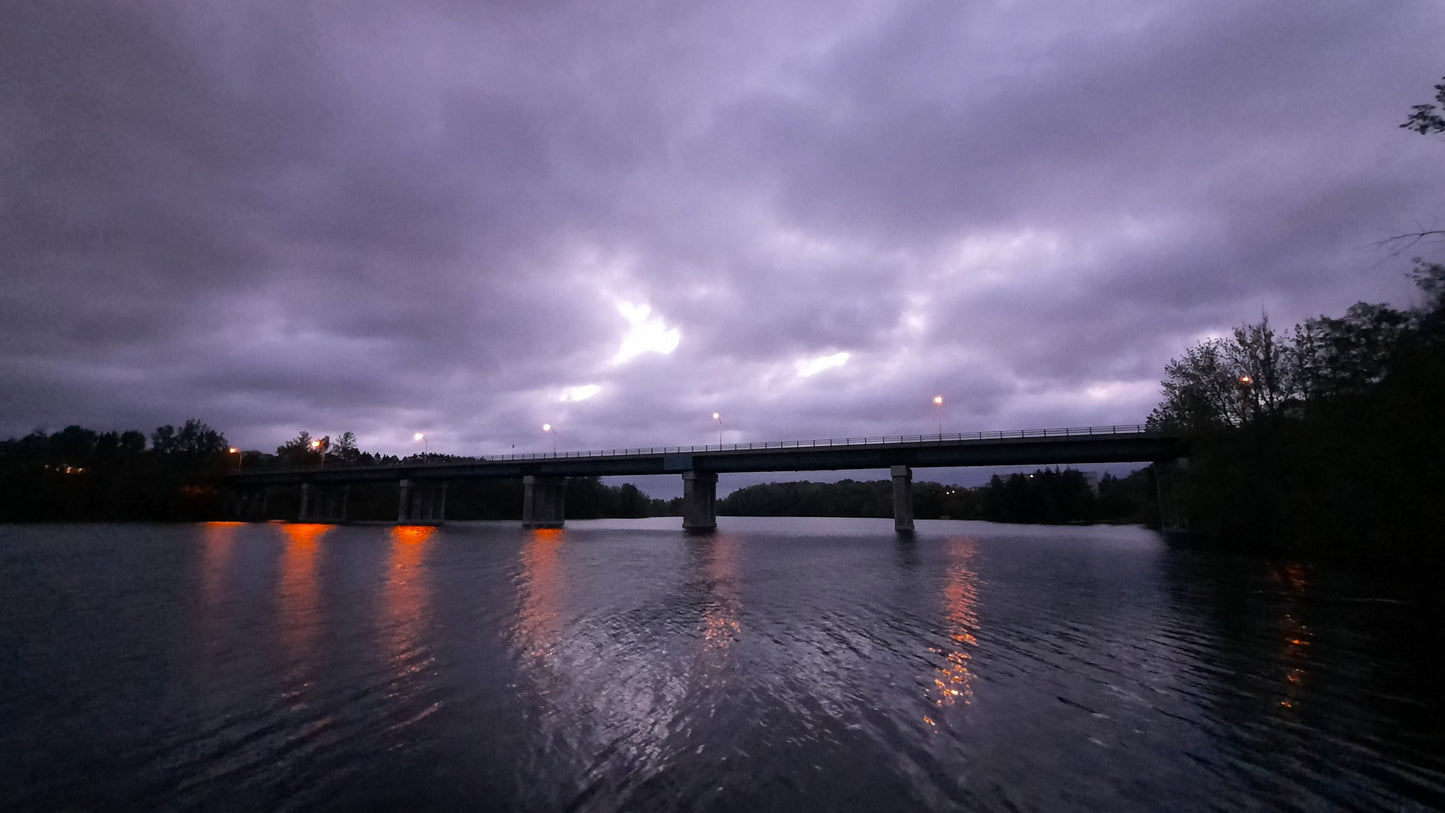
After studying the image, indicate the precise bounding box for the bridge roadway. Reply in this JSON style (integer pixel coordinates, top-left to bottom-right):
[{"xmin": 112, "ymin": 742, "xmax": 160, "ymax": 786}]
[{"xmin": 224, "ymin": 424, "xmax": 1184, "ymax": 533}]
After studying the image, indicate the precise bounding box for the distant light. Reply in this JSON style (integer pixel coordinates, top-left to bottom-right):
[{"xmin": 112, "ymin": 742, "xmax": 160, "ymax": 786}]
[
  {"xmin": 1239, "ymin": 376, "xmax": 1253, "ymax": 385},
  {"xmin": 713, "ymin": 412, "xmax": 720, "ymax": 420},
  {"xmin": 933, "ymin": 395, "xmax": 944, "ymax": 405},
  {"xmin": 414, "ymin": 432, "xmax": 425, "ymax": 441},
  {"xmin": 228, "ymin": 447, "xmax": 238, "ymax": 454},
  {"xmin": 542, "ymin": 424, "xmax": 552, "ymax": 432},
  {"xmin": 310, "ymin": 440, "xmax": 321, "ymax": 449}
]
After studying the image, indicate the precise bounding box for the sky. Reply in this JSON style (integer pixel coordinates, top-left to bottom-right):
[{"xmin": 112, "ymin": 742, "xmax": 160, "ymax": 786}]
[{"xmin": 2, "ymin": 2, "xmax": 1442, "ymax": 493}]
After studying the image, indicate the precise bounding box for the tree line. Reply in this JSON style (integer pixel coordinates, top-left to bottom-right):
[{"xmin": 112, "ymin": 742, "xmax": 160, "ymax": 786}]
[
  {"xmin": 1143, "ymin": 284, "xmax": 1443, "ymax": 559},
  {"xmin": 0, "ymin": 422, "xmax": 672, "ymax": 522},
  {"xmin": 718, "ymin": 467, "xmax": 1153, "ymax": 525},
  {"xmin": 0, "ymin": 419, "xmax": 233, "ymax": 521},
  {"xmin": 1143, "ymin": 80, "xmax": 1445, "ymax": 560}
]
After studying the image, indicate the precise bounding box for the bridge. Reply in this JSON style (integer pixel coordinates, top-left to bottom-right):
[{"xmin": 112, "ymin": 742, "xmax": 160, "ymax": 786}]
[{"xmin": 224, "ymin": 424, "xmax": 1185, "ymax": 533}]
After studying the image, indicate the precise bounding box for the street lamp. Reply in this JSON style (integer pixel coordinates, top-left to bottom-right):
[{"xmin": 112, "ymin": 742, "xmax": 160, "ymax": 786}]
[
  {"xmin": 542, "ymin": 423, "xmax": 557, "ymax": 455},
  {"xmin": 414, "ymin": 432, "xmax": 428, "ymax": 458},
  {"xmin": 933, "ymin": 395, "xmax": 944, "ymax": 439},
  {"xmin": 311, "ymin": 438, "xmax": 324, "ymax": 468},
  {"xmin": 229, "ymin": 447, "xmax": 241, "ymax": 471},
  {"xmin": 713, "ymin": 412, "xmax": 722, "ymax": 446},
  {"xmin": 1237, "ymin": 376, "xmax": 1255, "ymax": 423}
]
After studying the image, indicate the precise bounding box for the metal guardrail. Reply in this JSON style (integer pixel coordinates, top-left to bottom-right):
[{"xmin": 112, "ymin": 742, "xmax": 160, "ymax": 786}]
[
  {"xmin": 232, "ymin": 425, "xmax": 1157, "ymax": 475},
  {"xmin": 426, "ymin": 424, "xmax": 1154, "ymax": 464},
  {"xmin": 492, "ymin": 423, "xmax": 1150, "ymax": 461}
]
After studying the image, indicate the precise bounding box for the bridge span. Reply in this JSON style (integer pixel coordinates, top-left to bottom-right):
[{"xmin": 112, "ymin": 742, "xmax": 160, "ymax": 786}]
[{"xmin": 225, "ymin": 424, "xmax": 1184, "ymax": 533}]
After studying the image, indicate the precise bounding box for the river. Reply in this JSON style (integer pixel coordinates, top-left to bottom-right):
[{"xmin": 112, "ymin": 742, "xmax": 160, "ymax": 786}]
[{"xmin": 1, "ymin": 518, "xmax": 1441, "ymax": 811}]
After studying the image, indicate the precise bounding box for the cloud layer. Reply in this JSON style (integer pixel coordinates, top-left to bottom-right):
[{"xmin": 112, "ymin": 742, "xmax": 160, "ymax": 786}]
[{"xmin": 3, "ymin": 1, "xmax": 1440, "ymax": 465}]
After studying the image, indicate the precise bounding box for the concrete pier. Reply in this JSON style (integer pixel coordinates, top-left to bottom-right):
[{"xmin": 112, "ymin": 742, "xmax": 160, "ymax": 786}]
[
  {"xmin": 398, "ymin": 479, "xmax": 412, "ymax": 523},
  {"xmin": 682, "ymin": 471, "xmax": 717, "ymax": 533},
  {"xmin": 522, "ymin": 476, "xmax": 566, "ymax": 528},
  {"xmin": 397, "ymin": 479, "xmax": 447, "ymax": 524},
  {"xmin": 891, "ymin": 464, "xmax": 914, "ymax": 534}
]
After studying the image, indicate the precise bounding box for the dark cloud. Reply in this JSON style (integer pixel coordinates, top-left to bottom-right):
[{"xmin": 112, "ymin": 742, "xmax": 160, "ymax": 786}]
[{"xmin": 1, "ymin": 0, "xmax": 1439, "ymax": 473}]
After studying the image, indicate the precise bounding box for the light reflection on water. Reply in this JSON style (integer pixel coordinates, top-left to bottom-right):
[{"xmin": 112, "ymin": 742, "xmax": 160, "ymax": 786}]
[
  {"xmin": 0, "ymin": 519, "xmax": 1441, "ymax": 812},
  {"xmin": 926, "ymin": 537, "xmax": 979, "ymax": 727},
  {"xmin": 278, "ymin": 523, "xmax": 329, "ymax": 680},
  {"xmin": 384, "ymin": 525, "xmax": 435, "ymax": 687}
]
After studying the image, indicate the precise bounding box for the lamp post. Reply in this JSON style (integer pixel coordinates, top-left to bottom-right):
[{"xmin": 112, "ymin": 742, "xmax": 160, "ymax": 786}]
[
  {"xmin": 229, "ymin": 447, "xmax": 241, "ymax": 471},
  {"xmin": 542, "ymin": 424, "xmax": 557, "ymax": 455},
  {"xmin": 311, "ymin": 438, "xmax": 323, "ymax": 467},
  {"xmin": 713, "ymin": 412, "xmax": 722, "ymax": 446},
  {"xmin": 414, "ymin": 432, "xmax": 428, "ymax": 458},
  {"xmin": 933, "ymin": 395, "xmax": 944, "ymax": 440}
]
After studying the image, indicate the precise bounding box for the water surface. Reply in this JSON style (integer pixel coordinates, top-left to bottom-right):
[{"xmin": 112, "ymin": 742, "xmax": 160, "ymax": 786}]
[{"xmin": 1, "ymin": 518, "xmax": 1441, "ymax": 810}]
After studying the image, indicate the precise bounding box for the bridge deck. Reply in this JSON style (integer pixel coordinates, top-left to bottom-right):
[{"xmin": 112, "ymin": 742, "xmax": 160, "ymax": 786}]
[{"xmin": 227, "ymin": 425, "xmax": 1183, "ymax": 487}]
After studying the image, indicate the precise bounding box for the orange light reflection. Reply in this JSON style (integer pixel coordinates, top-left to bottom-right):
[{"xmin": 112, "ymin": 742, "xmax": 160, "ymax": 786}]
[
  {"xmin": 199, "ymin": 521, "xmax": 239, "ymax": 619},
  {"xmin": 1272, "ymin": 562, "xmax": 1312, "ymax": 713},
  {"xmin": 278, "ymin": 524, "xmax": 330, "ymax": 671},
  {"xmin": 927, "ymin": 537, "xmax": 980, "ymax": 726},
  {"xmin": 516, "ymin": 528, "xmax": 565, "ymax": 661},
  {"xmin": 383, "ymin": 525, "xmax": 435, "ymax": 679},
  {"xmin": 697, "ymin": 534, "xmax": 742, "ymax": 684}
]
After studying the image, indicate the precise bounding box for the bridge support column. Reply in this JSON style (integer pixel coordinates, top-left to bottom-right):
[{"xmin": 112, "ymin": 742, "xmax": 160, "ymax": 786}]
[
  {"xmin": 299, "ymin": 482, "xmax": 313, "ymax": 523},
  {"xmin": 683, "ymin": 471, "xmax": 717, "ymax": 533},
  {"xmin": 398, "ymin": 479, "xmax": 412, "ymax": 523},
  {"xmin": 891, "ymin": 465, "xmax": 914, "ymax": 534},
  {"xmin": 523, "ymin": 476, "xmax": 566, "ymax": 529},
  {"xmin": 433, "ymin": 483, "xmax": 447, "ymax": 523},
  {"xmin": 1154, "ymin": 460, "xmax": 1187, "ymax": 534}
]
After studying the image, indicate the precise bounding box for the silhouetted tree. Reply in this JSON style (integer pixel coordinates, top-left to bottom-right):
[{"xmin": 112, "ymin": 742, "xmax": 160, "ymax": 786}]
[{"xmin": 1401, "ymin": 76, "xmax": 1445, "ymax": 135}]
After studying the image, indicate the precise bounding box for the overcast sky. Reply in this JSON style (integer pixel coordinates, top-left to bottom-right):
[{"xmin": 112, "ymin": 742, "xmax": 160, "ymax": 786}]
[{"xmin": 3, "ymin": 2, "xmax": 1442, "ymax": 478}]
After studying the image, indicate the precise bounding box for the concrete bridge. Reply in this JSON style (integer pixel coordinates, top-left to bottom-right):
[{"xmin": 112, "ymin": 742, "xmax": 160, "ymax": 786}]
[{"xmin": 224, "ymin": 424, "xmax": 1185, "ymax": 533}]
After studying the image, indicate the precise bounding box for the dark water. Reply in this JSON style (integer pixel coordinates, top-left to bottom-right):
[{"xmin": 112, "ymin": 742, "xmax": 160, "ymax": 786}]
[{"xmin": 1, "ymin": 518, "xmax": 1441, "ymax": 811}]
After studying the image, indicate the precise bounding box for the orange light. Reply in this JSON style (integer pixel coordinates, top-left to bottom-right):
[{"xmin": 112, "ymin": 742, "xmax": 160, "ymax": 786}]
[
  {"xmin": 391, "ymin": 525, "xmax": 436, "ymax": 545},
  {"xmin": 282, "ymin": 523, "xmax": 332, "ymax": 546}
]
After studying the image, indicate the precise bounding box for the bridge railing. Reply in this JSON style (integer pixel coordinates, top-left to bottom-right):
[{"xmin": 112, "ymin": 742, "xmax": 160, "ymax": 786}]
[
  {"xmin": 231, "ymin": 424, "xmax": 1159, "ymax": 474},
  {"xmin": 481, "ymin": 423, "xmax": 1153, "ymax": 462}
]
